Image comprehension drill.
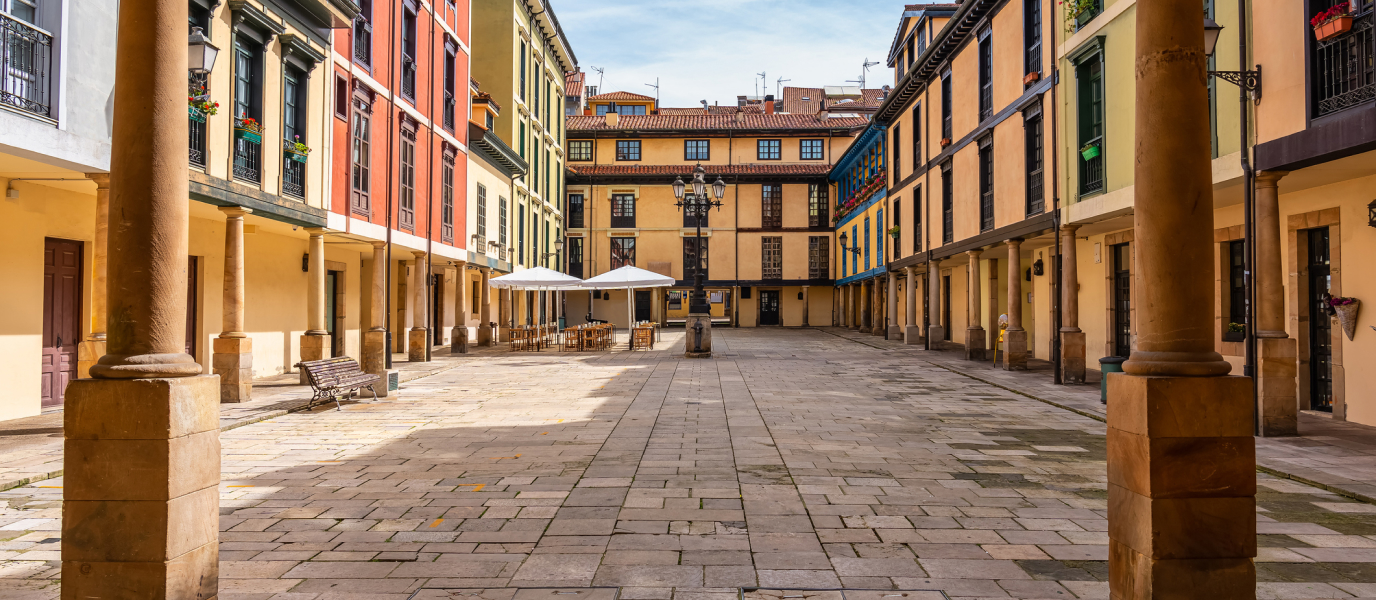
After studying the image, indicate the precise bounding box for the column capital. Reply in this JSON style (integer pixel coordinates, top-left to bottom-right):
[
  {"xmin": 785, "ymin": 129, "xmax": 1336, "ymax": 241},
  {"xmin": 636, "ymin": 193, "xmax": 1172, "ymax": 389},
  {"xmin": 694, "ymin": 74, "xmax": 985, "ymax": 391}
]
[
  {"xmin": 85, "ymin": 172, "xmax": 111, "ymax": 188},
  {"xmin": 966, "ymin": 249, "xmax": 982, "ymax": 259},
  {"xmin": 372, "ymin": 241, "xmax": 387, "ymax": 249},
  {"xmin": 1061, "ymin": 223, "xmax": 1082, "ymax": 235},
  {"xmin": 219, "ymin": 206, "xmax": 253, "ymax": 218},
  {"xmin": 1256, "ymin": 170, "xmax": 1290, "ymax": 187},
  {"xmin": 305, "ymin": 227, "xmax": 328, "ymax": 235},
  {"xmin": 1007, "ymin": 237, "xmax": 1023, "ymax": 246}
]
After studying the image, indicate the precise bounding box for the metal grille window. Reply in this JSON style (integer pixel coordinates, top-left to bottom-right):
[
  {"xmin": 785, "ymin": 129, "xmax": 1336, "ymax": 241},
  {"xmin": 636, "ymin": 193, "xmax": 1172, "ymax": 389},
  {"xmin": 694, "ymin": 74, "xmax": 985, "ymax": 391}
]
[
  {"xmin": 762, "ymin": 237, "xmax": 782, "ymax": 280},
  {"xmin": 610, "ymin": 237, "xmax": 635, "ymax": 269},
  {"xmin": 912, "ymin": 105, "xmax": 922, "ymax": 170},
  {"xmin": 758, "ymin": 139, "xmax": 782, "ymax": 160},
  {"xmin": 232, "ymin": 38, "xmax": 262, "ymax": 184},
  {"xmin": 1228, "ymin": 240, "xmax": 1246, "ymax": 328},
  {"xmin": 399, "ymin": 128, "xmax": 416, "ymax": 230},
  {"xmin": 568, "ymin": 140, "xmax": 592, "ymax": 161},
  {"xmin": 941, "ymin": 163, "xmax": 953, "ymax": 244},
  {"xmin": 567, "ymin": 237, "xmax": 584, "ymax": 278},
  {"xmin": 685, "ymin": 139, "xmax": 710, "ymax": 161},
  {"xmin": 800, "ymin": 139, "xmax": 824, "ymax": 160},
  {"xmin": 441, "ymin": 155, "xmax": 454, "ymax": 243},
  {"xmin": 808, "ymin": 184, "xmax": 829, "ymax": 227},
  {"xmin": 2, "ymin": 2, "xmax": 51, "ymax": 118},
  {"xmin": 941, "ymin": 72, "xmax": 953, "ymax": 141},
  {"xmin": 443, "ymin": 47, "xmax": 456, "ymax": 131},
  {"xmin": 568, "ymin": 193, "xmax": 585, "ymax": 228},
  {"xmin": 611, "ymin": 193, "xmax": 636, "ymax": 228},
  {"xmin": 352, "ymin": 0, "xmax": 372, "ymax": 66},
  {"xmin": 978, "ymin": 136, "xmax": 994, "ymax": 232},
  {"xmin": 979, "ymin": 33, "xmax": 993, "ymax": 121},
  {"xmin": 1112, "ymin": 243, "xmax": 1132, "ymax": 357},
  {"xmin": 281, "ymin": 67, "xmax": 306, "ymax": 200},
  {"xmin": 808, "ymin": 236, "xmax": 829, "ymax": 280},
  {"xmin": 350, "ymin": 104, "xmax": 370, "ymax": 215},
  {"xmin": 892, "ymin": 128, "xmax": 902, "ymax": 180},
  {"xmin": 683, "ymin": 237, "xmax": 709, "ymax": 280},
  {"xmin": 1313, "ymin": 5, "xmax": 1374, "ymax": 118},
  {"xmin": 476, "ymin": 184, "xmax": 487, "ymax": 239},
  {"xmin": 1025, "ymin": 0, "xmax": 1042, "ymax": 78},
  {"xmin": 1076, "ymin": 52, "xmax": 1106, "ymax": 195},
  {"xmin": 912, "ymin": 187, "xmax": 922, "ymax": 253},
  {"xmin": 615, "ymin": 140, "xmax": 640, "ymax": 161},
  {"xmin": 1025, "ymin": 112, "xmax": 1045, "ymax": 215},
  {"xmin": 762, "ymin": 184, "xmax": 783, "ymax": 228}
]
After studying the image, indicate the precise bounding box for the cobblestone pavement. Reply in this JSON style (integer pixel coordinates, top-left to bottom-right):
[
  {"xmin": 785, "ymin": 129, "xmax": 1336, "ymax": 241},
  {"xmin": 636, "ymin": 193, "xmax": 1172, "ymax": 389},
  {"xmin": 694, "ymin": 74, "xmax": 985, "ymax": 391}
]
[{"xmin": 4, "ymin": 328, "xmax": 1376, "ymax": 599}]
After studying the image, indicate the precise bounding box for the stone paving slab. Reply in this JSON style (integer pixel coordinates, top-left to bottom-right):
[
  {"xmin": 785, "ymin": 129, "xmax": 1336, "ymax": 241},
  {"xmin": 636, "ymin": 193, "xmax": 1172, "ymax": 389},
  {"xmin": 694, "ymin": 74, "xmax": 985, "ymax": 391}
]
[{"xmin": 2, "ymin": 329, "xmax": 1376, "ymax": 599}]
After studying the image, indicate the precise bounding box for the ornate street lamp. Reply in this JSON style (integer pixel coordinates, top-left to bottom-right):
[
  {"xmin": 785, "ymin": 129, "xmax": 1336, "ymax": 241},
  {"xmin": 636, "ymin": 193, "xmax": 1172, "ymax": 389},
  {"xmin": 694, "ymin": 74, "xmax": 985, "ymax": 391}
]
[
  {"xmin": 188, "ymin": 27, "xmax": 219, "ymax": 75},
  {"xmin": 1204, "ymin": 18, "xmax": 1261, "ymax": 100},
  {"xmin": 673, "ymin": 165, "xmax": 725, "ymax": 356},
  {"xmin": 1368, "ymin": 199, "xmax": 1375, "ymax": 229},
  {"xmin": 837, "ymin": 231, "xmax": 862, "ymax": 256}
]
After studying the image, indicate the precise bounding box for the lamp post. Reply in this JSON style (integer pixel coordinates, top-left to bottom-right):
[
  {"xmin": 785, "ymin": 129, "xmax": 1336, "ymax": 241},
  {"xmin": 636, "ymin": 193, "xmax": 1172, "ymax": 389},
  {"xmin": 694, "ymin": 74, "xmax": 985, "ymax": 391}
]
[{"xmin": 673, "ymin": 165, "xmax": 725, "ymax": 356}]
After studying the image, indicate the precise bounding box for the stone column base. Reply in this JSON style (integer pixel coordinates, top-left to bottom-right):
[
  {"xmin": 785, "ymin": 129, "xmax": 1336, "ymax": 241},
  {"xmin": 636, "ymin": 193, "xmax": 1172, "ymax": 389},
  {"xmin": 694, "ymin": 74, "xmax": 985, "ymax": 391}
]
[
  {"xmin": 1258, "ymin": 337, "xmax": 1299, "ymax": 437},
  {"xmin": 478, "ymin": 324, "xmax": 493, "ymax": 346},
  {"xmin": 1107, "ymin": 374, "xmax": 1256, "ymax": 600},
  {"xmin": 362, "ymin": 330, "xmax": 389, "ymax": 398},
  {"xmin": 965, "ymin": 328, "xmax": 986, "ymax": 361},
  {"xmin": 1003, "ymin": 329, "xmax": 1028, "ymax": 371},
  {"xmin": 62, "ymin": 374, "xmax": 221, "ymax": 600},
  {"xmin": 212, "ymin": 337, "xmax": 253, "ymax": 403},
  {"xmin": 499, "ymin": 327, "xmax": 511, "ymax": 343},
  {"xmin": 904, "ymin": 326, "xmax": 923, "ymax": 345},
  {"xmin": 1061, "ymin": 330, "xmax": 1086, "ymax": 384},
  {"xmin": 300, "ymin": 333, "xmax": 329, "ymax": 384},
  {"xmin": 887, "ymin": 325, "xmax": 902, "ymax": 338},
  {"xmin": 76, "ymin": 339, "xmax": 106, "ymax": 380},
  {"xmin": 451, "ymin": 327, "xmax": 469, "ymax": 354},
  {"xmin": 684, "ymin": 314, "xmax": 713, "ymax": 358},
  {"xmin": 928, "ymin": 326, "xmax": 945, "ymax": 349},
  {"xmin": 408, "ymin": 329, "xmax": 429, "ymax": 362}
]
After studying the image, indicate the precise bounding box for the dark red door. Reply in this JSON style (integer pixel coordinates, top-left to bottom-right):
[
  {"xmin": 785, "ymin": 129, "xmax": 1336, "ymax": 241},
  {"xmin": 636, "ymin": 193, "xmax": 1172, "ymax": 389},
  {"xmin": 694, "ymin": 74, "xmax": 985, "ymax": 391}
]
[{"xmin": 42, "ymin": 238, "xmax": 83, "ymax": 406}]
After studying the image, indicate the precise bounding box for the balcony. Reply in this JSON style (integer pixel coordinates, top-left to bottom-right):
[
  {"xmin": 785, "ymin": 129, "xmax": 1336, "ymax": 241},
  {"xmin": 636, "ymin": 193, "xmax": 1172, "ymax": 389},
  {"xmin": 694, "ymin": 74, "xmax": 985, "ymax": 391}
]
[
  {"xmin": 443, "ymin": 91, "xmax": 455, "ymax": 131},
  {"xmin": 281, "ymin": 140, "xmax": 305, "ymax": 199},
  {"xmin": 400, "ymin": 54, "xmax": 415, "ymax": 101},
  {"xmin": 1, "ymin": 12, "xmax": 53, "ymax": 119},
  {"xmin": 233, "ymin": 135, "xmax": 261, "ymax": 184},
  {"xmin": 189, "ymin": 111, "xmax": 207, "ymax": 168},
  {"xmin": 352, "ymin": 17, "xmax": 371, "ymax": 66},
  {"xmin": 1079, "ymin": 137, "xmax": 1105, "ymax": 196},
  {"xmin": 1314, "ymin": 10, "xmax": 1375, "ymax": 118}
]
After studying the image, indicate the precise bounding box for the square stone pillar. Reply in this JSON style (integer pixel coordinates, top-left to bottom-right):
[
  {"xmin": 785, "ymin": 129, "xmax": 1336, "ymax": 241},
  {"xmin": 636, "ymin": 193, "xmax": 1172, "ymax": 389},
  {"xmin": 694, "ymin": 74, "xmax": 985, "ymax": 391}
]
[
  {"xmin": 801, "ymin": 286, "xmax": 810, "ymax": 327},
  {"xmin": 858, "ymin": 281, "xmax": 871, "ymax": 333},
  {"xmin": 872, "ymin": 278, "xmax": 885, "ymax": 337},
  {"xmin": 213, "ymin": 337, "xmax": 252, "ymax": 402},
  {"xmin": 1107, "ymin": 374, "xmax": 1256, "ymax": 598},
  {"xmin": 1258, "ymin": 337, "xmax": 1299, "ymax": 436}
]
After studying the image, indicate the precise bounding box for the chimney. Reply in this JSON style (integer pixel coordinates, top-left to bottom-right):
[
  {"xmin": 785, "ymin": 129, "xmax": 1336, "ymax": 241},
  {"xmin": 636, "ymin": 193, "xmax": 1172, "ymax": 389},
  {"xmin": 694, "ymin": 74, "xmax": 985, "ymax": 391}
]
[
  {"xmin": 606, "ymin": 112, "xmax": 619, "ymax": 127},
  {"xmin": 735, "ymin": 108, "xmax": 745, "ymax": 123},
  {"xmin": 764, "ymin": 94, "xmax": 776, "ymax": 114}
]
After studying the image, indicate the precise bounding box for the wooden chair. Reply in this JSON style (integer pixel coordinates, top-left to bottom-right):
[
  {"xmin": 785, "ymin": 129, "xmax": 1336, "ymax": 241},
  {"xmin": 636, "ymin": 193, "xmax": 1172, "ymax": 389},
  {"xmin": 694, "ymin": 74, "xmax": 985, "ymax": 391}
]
[{"xmin": 632, "ymin": 327, "xmax": 653, "ymax": 350}]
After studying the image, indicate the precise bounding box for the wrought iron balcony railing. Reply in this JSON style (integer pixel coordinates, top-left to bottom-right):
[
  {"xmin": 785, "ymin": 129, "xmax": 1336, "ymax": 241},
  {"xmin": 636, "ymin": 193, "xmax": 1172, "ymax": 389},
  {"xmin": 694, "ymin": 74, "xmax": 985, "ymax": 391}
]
[
  {"xmin": 1, "ymin": 12, "xmax": 53, "ymax": 119},
  {"xmin": 1314, "ymin": 10, "xmax": 1375, "ymax": 118},
  {"xmin": 352, "ymin": 17, "xmax": 371, "ymax": 66},
  {"xmin": 233, "ymin": 136, "xmax": 261, "ymax": 184},
  {"xmin": 281, "ymin": 140, "xmax": 305, "ymax": 200},
  {"xmin": 1080, "ymin": 136, "xmax": 1105, "ymax": 196},
  {"xmin": 443, "ymin": 91, "xmax": 455, "ymax": 131},
  {"xmin": 400, "ymin": 55, "xmax": 416, "ymax": 101},
  {"xmin": 189, "ymin": 111, "xmax": 207, "ymax": 168}
]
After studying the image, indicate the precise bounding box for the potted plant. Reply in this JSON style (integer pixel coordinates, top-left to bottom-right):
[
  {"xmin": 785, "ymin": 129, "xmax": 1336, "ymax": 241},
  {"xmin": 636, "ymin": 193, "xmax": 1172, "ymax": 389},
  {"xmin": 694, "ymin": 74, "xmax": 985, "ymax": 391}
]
[
  {"xmin": 284, "ymin": 135, "xmax": 310, "ymax": 163},
  {"xmin": 1023, "ymin": 72, "xmax": 1041, "ymax": 85},
  {"xmin": 1081, "ymin": 142, "xmax": 1101, "ymax": 161},
  {"xmin": 1311, "ymin": 2, "xmax": 1352, "ymax": 42},
  {"xmin": 188, "ymin": 85, "xmax": 218, "ymax": 123},
  {"xmin": 234, "ymin": 117, "xmax": 264, "ymax": 144},
  {"xmin": 1063, "ymin": 0, "xmax": 1099, "ymax": 31},
  {"xmin": 940, "ymin": 137, "xmax": 952, "ymax": 148},
  {"xmin": 887, "ymin": 226, "xmax": 901, "ymax": 238},
  {"xmin": 1223, "ymin": 322, "xmax": 1246, "ymax": 342},
  {"xmin": 1329, "ymin": 295, "xmax": 1361, "ymax": 341}
]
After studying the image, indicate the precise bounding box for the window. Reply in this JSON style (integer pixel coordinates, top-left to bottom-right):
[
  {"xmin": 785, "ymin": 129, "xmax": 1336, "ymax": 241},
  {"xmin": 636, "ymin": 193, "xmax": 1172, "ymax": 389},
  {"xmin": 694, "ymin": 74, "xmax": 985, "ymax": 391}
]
[
  {"xmin": 533, "ymin": 62, "xmax": 541, "ymax": 117},
  {"xmin": 912, "ymin": 105, "xmax": 922, "ymax": 170},
  {"xmin": 978, "ymin": 136, "xmax": 994, "ymax": 232},
  {"xmin": 762, "ymin": 237, "xmax": 782, "ymax": 280},
  {"xmin": 353, "ymin": 0, "xmax": 372, "ymax": 66},
  {"xmin": 761, "ymin": 184, "xmax": 782, "ymax": 228},
  {"xmin": 611, "ymin": 193, "xmax": 636, "ymax": 228},
  {"xmin": 1228, "ymin": 240, "xmax": 1246, "ymax": 330},
  {"xmin": 912, "ymin": 187, "xmax": 923, "ymax": 253},
  {"xmin": 400, "ymin": 8, "xmax": 417, "ymax": 100},
  {"xmin": 685, "ymin": 140, "xmax": 710, "ymax": 161},
  {"xmin": 876, "ymin": 209, "xmax": 884, "ymax": 265},
  {"xmin": 517, "ymin": 202, "xmax": 525, "ymax": 263},
  {"xmin": 616, "ymin": 140, "xmax": 640, "ymax": 161},
  {"xmin": 941, "ymin": 163, "xmax": 953, "ymax": 244},
  {"xmin": 1025, "ymin": 0, "xmax": 1042, "ymax": 78},
  {"xmin": 758, "ymin": 139, "xmax": 782, "ymax": 160},
  {"xmin": 519, "ymin": 121, "xmax": 526, "ymax": 158},
  {"xmin": 863, "ymin": 218, "xmax": 871, "ymax": 271},
  {"xmin": 892, "ymin": 128, "xmax": 902, "ymax": 181},
  {"xmin": 532, "ymin": 142, "xmax": 540, "ymax": 193},
  {"xmin": 443, "ymin": 46, "xmax": 456, "ymax": 130},
  {"xmin": 851, "ymin": 225, "xmax": 858, "ymax": 275},
  {"xmin": 800, "ymin": 139, "xmax": 824, "ymax": 160},
  {"xmin": 568, "ymin": 193, "xmax": 585, "ymax": 228},
  {"xmin": 499, "ymin": 196, "xmax": 508, "ymax": 247},
  {"xmin": 917, "ymin": 25, "xmax": 928, "ymax": 56},
  {"xmin": 683, "ymin": 237, "xmax": 709, "ymax": 280},
  {"xmin": 978, "ymin": 31, "xmax": 993, "ymax": 121},
  {"xmin": 941, "ymin": 71, "xmax": 952, "ymax": 141},
  {"xmin": 519, "ymin": 41, "xmax": 526, "ymax": 101},
  {"xmin": 893, "ymin": 200, "xmax": 901, "ymax": 259},
  {"xmin": 610, "ymin": 237, "xmax": 635, "ymax": 269},
  {"xmin": 568, "ymin": 140, "xmax": 592, "ymax": 161},
  {"xmin": 808, "ymin": 184, "xmax": 829, "ymax": 227},
  {"xmin": 1076, "ymin": 52, "xmax": 1105, "ymax": 195},
  {"xmin": 808, "ymin": 236, "xmax": 829, "ymax": 280},
  {"xmin": 441, "ymin": 154, "xmax": 454, "ymax": 243},
  {"xmin": 684, "ymin": 199, "xmax": 709, "ymax": 228},
  {"xmin": 335, "ymin": 76, "xmax": 349, "ymax": 119},
  {"xmin": 567, "ymin": 237, "xmax": 584, "ymax": 278},
  {"xmin": 350, "ymin": 102, "xmax": 370, "ymax": 215},
  {"xmin": 281, "ymin": 66, "xmax": 307, "ymax": 199},
  {"xmin": 1025, "ymin": 110, "xmax": 1045, "ymax": 215},
  {"xmin": 476, "ymin": 183, "xmax": 487, "ymax": 239},
  {"xmin": 399, "ymin": 128, "xmax": 416, "ymax": 230},
  {"xmin": 232, "ymin": 37, "xmax": 262, "ymax": 184}
]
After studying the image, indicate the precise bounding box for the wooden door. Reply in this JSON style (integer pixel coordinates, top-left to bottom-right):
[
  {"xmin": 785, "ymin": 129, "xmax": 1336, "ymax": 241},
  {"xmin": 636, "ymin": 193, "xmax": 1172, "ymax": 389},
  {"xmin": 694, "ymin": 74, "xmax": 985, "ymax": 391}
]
[
  {"xmin": 42, "ymin": 238, "xmax": 82, "ymax": 406},
  {"xmin": 759, "ymin": 290, "xmax": 780, "ymax": 326}
]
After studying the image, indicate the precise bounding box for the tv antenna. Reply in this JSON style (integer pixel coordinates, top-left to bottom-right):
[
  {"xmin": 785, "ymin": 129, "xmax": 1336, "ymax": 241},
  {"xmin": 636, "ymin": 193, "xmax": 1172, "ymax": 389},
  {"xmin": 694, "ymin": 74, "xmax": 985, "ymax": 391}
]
[
  {"xmin": 859, "ymin": 58, "xmax": 880, "ymax": 89},
  {"xmin": 645, "ymin": 77, "xmax": 659, "ymax": 109},
  {"xmin": 775, "ymin": 77, "xmax": 791, "ymax": 99},
  {"xmin": 590, "ymin": 66, "xmax": 605, "ymax": 92},
  {"xmin": 756, "ymin": 71, "xmax": 766, "ymax": 100}
]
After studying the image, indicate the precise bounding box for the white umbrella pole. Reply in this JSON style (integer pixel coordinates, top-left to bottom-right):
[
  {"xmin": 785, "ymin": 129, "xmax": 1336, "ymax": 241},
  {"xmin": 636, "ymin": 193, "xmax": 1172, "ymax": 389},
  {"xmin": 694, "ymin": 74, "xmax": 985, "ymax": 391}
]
[{"xmin": 627, "ymin": 287, "xmax": 634, "ymax": 348}]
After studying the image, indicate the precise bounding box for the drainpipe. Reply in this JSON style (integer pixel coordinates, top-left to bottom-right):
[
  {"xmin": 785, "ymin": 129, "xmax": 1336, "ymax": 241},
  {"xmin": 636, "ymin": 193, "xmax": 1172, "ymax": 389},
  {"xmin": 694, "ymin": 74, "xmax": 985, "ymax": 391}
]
[
  {"xmin": 1051, "ymin": 67, "xmax": 1063, "ymax": 385},
  {"xmin": 424, "ymin": 6, "xmax": 435, "ymax": 361},
  {"xmin": 383, "ymin": 0, "xmax": 398, "ymax": 369},
  {"xmin": 1238, "ymin": 0, "xmax": 1259, "ymax": 435}
]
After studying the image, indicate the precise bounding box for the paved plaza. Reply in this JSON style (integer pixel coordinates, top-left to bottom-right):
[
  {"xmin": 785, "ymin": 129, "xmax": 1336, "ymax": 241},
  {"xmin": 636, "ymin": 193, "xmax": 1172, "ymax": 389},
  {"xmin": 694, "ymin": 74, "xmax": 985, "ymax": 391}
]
[{"xmin": 4, "ymin": 329, "xmax": 1376, "ymax": 599}]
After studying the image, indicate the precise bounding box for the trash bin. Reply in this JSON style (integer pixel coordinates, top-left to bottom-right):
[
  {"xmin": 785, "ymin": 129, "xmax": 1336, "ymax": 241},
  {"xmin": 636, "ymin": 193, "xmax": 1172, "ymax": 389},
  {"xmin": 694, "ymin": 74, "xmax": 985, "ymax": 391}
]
[{"xmin": 1099, "ymin": 356, "xmax": 1127, "ymax": 405}]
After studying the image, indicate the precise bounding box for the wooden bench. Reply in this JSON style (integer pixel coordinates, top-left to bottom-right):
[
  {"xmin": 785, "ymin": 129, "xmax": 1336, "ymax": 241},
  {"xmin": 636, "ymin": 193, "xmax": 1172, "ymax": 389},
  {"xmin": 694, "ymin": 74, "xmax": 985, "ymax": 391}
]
[{"xmin": 295, "ymin": 357, "xmax": 381, "ymax": 411}]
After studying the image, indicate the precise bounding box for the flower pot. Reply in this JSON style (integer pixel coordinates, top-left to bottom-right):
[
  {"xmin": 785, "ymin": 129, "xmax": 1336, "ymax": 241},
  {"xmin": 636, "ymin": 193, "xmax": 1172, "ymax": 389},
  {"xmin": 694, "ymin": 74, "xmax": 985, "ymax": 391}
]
[
  {"xmin": 1314, "ymin": 16, "xmax": 1352, "ymax": 42},
  {"xmin": 940, "ymin": 138, "xmax": 952, "ymax": 148},
  {"xmin": 1075, "ymin": 9, "xmax": 1095, "ymax": 29},
  {"xmin": 188, "ymin": 106, "xmax": 206, "ymax": 123},
  {"xmin": 1081, "ymin": 145, "xmax": 1101, "ymax": 161},
  {"xmin": 286, "ymin": 150, "xmax": 309, "ymax": 163},
  {"xmin": 1023, "ymin": 72, "xmax": 1041, "ymax": 85},
  {"xmin": 235, "ymin": 128, "xmax": 262, "ymax": 144},
  {"xmin": 1223, "ymin": 331, "xmax": 1246, "ymax": 342},
  {"xmin": 1335, "ymin": 300, "xmax": 1361, "ymax": 341}
]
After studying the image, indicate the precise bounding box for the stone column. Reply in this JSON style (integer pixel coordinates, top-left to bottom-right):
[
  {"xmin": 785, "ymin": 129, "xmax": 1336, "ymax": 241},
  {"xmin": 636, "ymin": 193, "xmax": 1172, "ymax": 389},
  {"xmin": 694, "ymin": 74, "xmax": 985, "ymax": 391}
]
[
  {"xmin": 859, "ymin": 280, "xmax": 872, "ymax": 333},
  {"xmin": 905, "ymin": 267, "xmax": 921, "ymax": 345},
  {"xmin": 451, "ymin": 263, "xmax": 469, "ymax": 354},
  {"xmin": 887, "ymin": 271, "xmax": 900, "ymax": 338},
  {"xmin": 362, "ymin": 242, "xmax": 389, "ymax": 396},
  {"xmin": 477, "ymin": 268, "xmax": 493, "ymax": 346},
  {"xmin": 870, "ymin": 278, "xmax": 883, "ymax": 337},
  {"xmin": 1255, "ymin": 171, "xmax": 1298, "ymax": 436},
  {"xmin": 67, "ymin": 0, "xmax": 220, "ymax": 591},
  {"xmin": 966, "ymin": 250, "xmax": 986, "ymax": 360},
  {"xmin": 1004, "ymin": 239, "xmax": 1028, "ymax": 370},
  {"xmin": 498, "ymin": 288, "xmax": 512, "ymax": 342},
  {"xmin": 1060, "ymin": 224, "xmax": 1086, "ymax": 383},
  {"xmin": 928, "ymin": 265, "xmax": 944, "ymax": 344},
  {"xmin": 1108, "ymin": 0, "xmax": 1256, "ymax": 595},
  {"xmin": 300, "ymin": 229, "xmax": 328, "ymax": 382},
  {"xmin": 801, "ymin": 286, "xmax": 810, "ymax": 327},
  {"xmin": 214, "ymin": 207, "xmax": 253, "ymax": 403},
  {"xmin": 77, "ymin": 173, "xmax": 111, "ymax": 379},
  {"xmin": 408, "ymin": 251, "xmax": 429, "ymax": 362}
]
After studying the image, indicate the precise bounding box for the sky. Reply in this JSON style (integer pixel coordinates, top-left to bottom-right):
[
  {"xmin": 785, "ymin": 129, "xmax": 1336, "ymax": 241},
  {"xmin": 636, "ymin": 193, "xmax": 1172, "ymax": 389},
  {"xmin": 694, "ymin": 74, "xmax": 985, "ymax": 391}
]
[{"xmin": 553, "ymin": 0, "xmax": 915, "ymax": 108}]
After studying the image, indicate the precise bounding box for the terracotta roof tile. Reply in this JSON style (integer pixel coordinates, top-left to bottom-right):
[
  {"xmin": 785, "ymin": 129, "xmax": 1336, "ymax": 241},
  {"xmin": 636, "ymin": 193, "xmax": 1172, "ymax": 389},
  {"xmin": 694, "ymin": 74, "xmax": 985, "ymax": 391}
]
[
  {"xmin": 587, "ymin": 90, "xmax": 655, "ymax": 102},
  {"xmin": 568, "ymin": 164, "xmax": 834, "ymax": 177},
  {"xmin": 567, "ymin": 113, "xmax": 868, "ymax": 132},
  {"xmin": 565, "ymin": 71, "xmax": 584, "ymax": 98},
  {"xmin": 658, "ymin": 107, "xmax": 707, "ymax": 115}
]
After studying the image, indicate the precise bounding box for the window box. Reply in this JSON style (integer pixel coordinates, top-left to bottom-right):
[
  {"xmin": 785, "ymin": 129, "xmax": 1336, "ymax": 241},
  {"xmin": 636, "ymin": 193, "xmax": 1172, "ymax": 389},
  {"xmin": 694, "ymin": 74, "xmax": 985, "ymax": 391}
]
[
  {"xmin": 1080, "ymin": 143, "xmax": 1100, "ymax": 161},
  {"xmin": 1023, "ymin": 72, "xmax": 1041, "ymax": 85},
  {"xmin": 284, "ymin": 137, "xmax": 310, "ymax": 163},
  {"xmin": 189, "ymin": 106, "xmax": 207, "ymax": 123},
  {"xmin": 1314, "ymin": 15, "xmax": 1352, "ymax": 41},
  {"xmin": 940, "ymin": 137, "xmax": 952, "ymax": 148},
  {"xmin": 235, "ymin": 118, "xmax": 264, "ymax": 144},
  {"xmin": 1222, "ymin": 331, "xmax": 1246, "ymax": 342},
  {"xmin": 887, "ymin": 226, "xmax": 900, "ymax": 238}
]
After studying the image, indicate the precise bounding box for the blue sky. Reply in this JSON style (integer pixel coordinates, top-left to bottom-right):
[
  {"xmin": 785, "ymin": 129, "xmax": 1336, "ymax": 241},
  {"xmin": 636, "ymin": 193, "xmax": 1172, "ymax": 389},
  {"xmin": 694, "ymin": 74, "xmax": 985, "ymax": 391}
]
[{"xmin": 554, "ymin": 0, "xmax": 915, "ymax": 108}]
